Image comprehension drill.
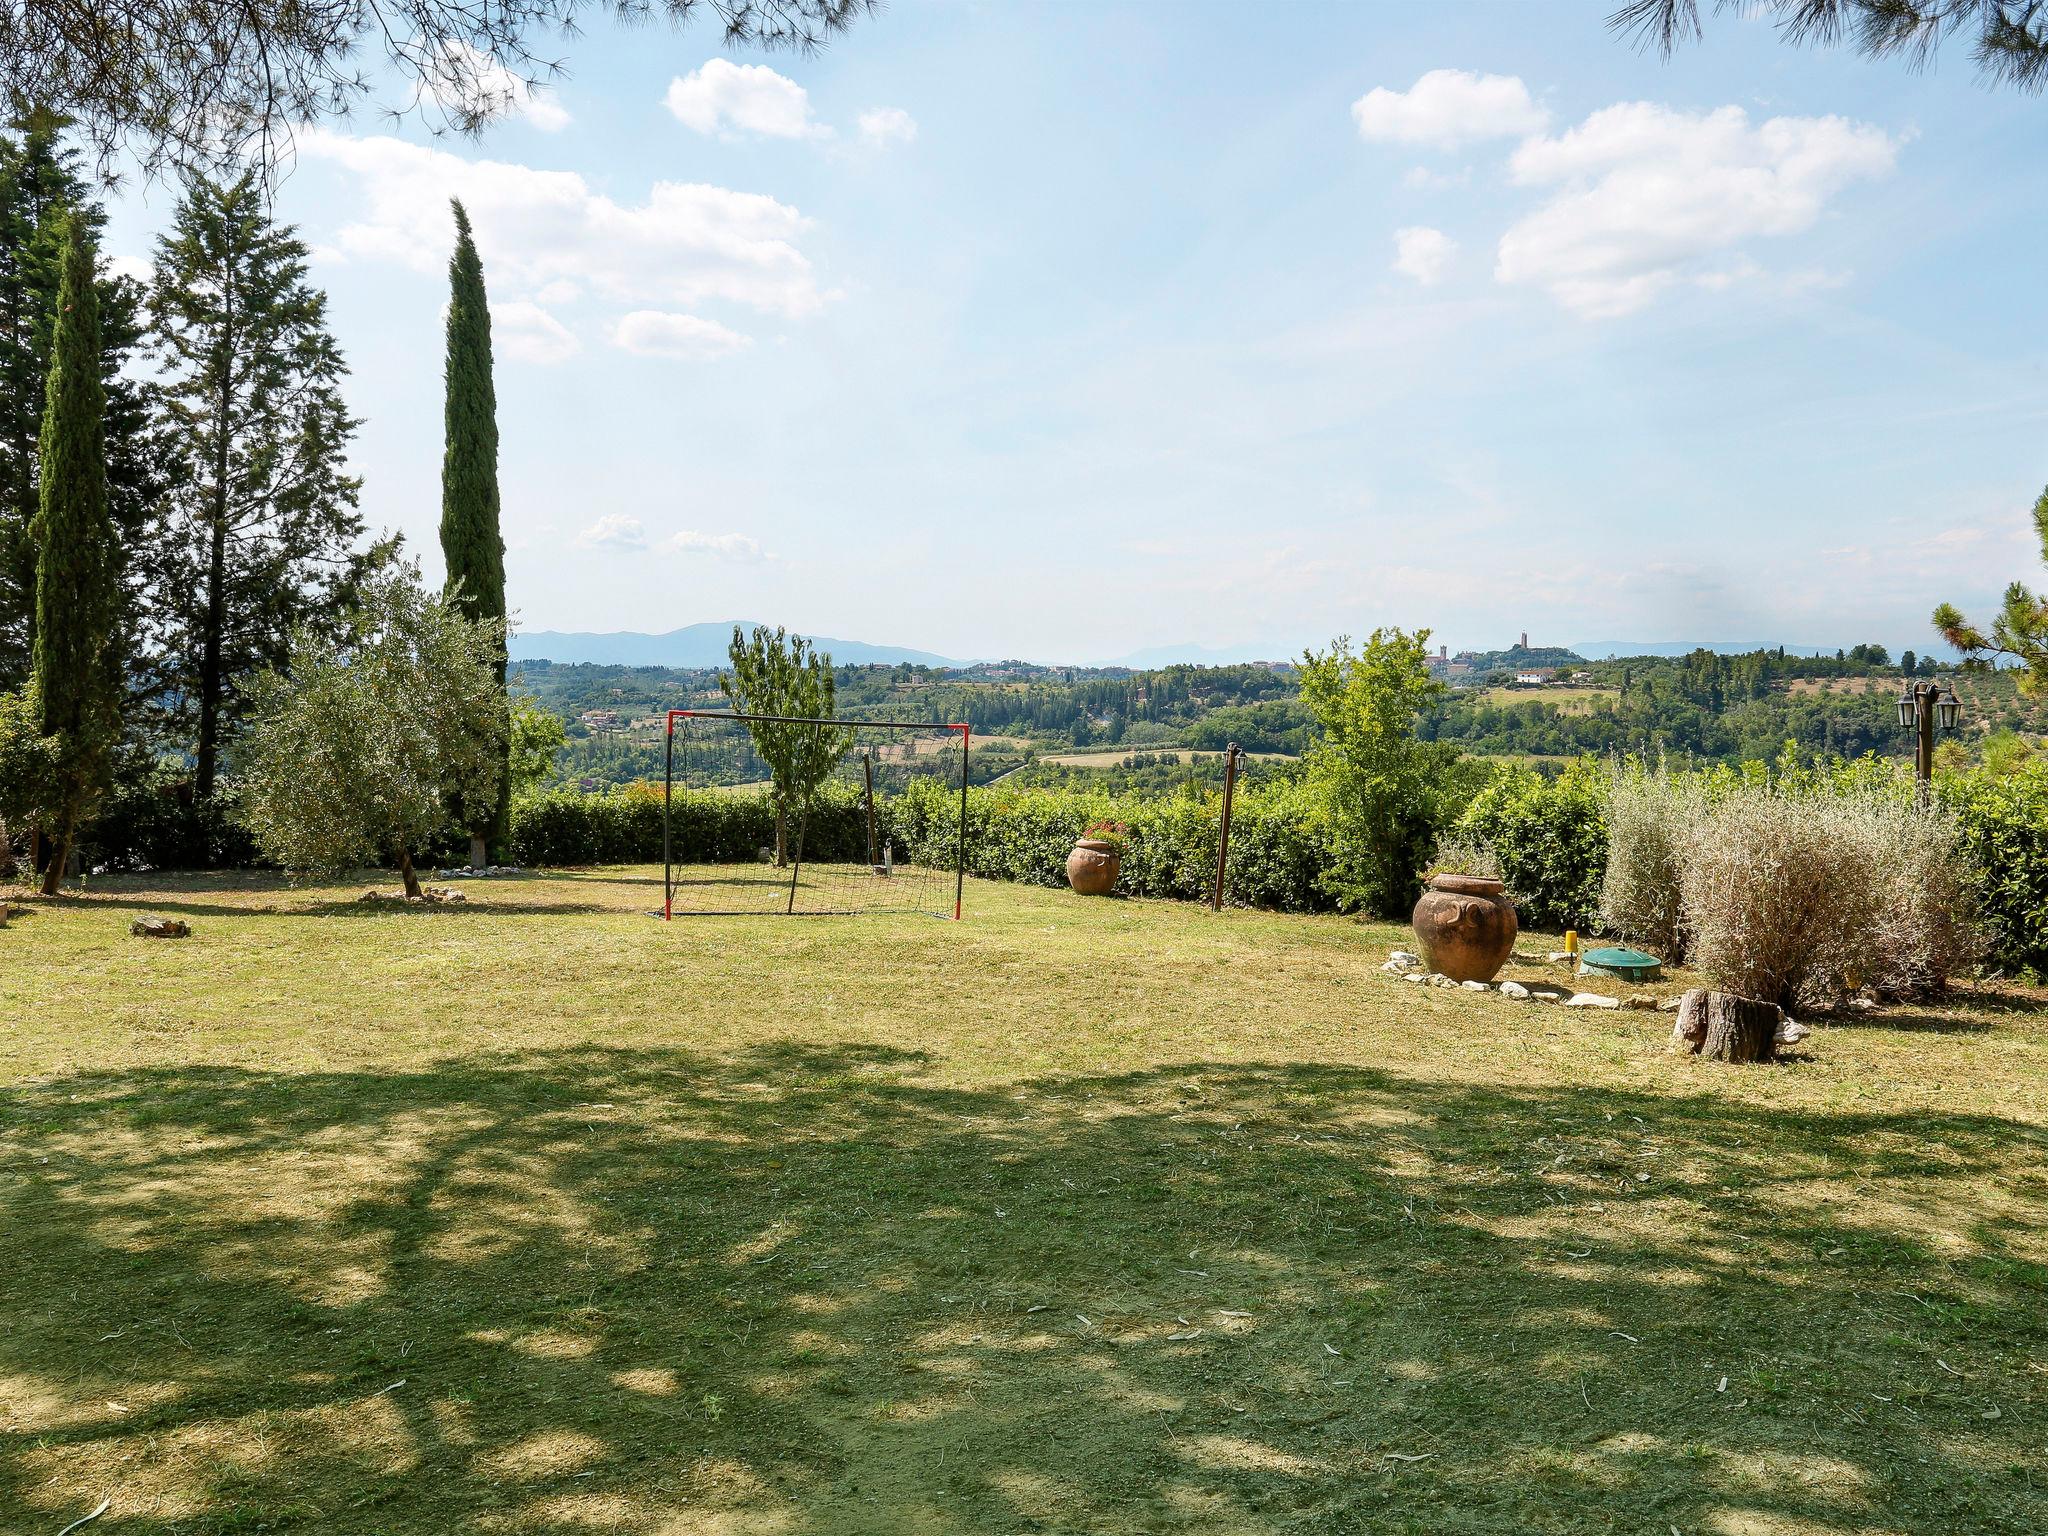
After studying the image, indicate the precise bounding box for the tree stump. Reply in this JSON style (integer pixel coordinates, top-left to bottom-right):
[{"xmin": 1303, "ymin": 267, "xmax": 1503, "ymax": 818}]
[{"xmin": 1673, "ymin": 988, "xmax": 1778, "ymax": 1063}]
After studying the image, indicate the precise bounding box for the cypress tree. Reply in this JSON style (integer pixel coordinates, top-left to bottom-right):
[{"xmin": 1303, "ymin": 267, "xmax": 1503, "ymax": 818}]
[
  {"xmin": 438, "ymin": 199, "xmax": 508, "ymax": 868},
  {"xmin": 30, "ymin": 213, "xmax": 118, "ymax": 894},
  {"xmin": 0, "ymin": 118, "xmax": 163, "ymax": 696}
]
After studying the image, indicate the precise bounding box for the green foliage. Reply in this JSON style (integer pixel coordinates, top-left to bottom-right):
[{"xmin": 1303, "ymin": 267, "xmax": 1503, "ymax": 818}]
[
  {"xmin": 1934, "ymin": 484, "xmax": 2048, "ymax": 697},
  {"xmin": 720, "ymin": 625, "xmax": 849, "ymax": 859},
  {"xmin": 29, "ymin": 212, "xmax": 119, "ymax": 890},
  {"xmin": 0, "ymin": 122, "xmax": 163, "ymax": 696},
  {"xmin": 889, "ymin": 776, "xmax": 1340, "ymax": 912},
  {"xmin": 1941, "ymin": 760, "xmax": 2048, "ymax": 977},
  {"xmin": 0, "ymin": 684, "xmax": 58, "ymax": 836},
  {"xmin": 439, "ymin": 199, "xmax": 509, "ymax": 847},
  {"xmin": 506, "ymin": 782, "xmax": 883, "ymax": 868},
  {"xmin": 508, "ymin": 694, "xmax": 566, "ymax": 796},
  {"xmin": 1298, "ymin": 629, "xmax": 1458, "ymax": 916},
  {"xmin": 234, "ymin": 565, "xmax": 504, "ymax": 895},
  {"xmin": 149, "ymin": 174, "xmax": 379, "ymax": 797},
  {"xmin": 91, "ymin": 760, "xmax": 259, "ymax": 871},
  {"xmin": 1455, "ymin": 758, "xmax": 1609, "ymax": 931}
]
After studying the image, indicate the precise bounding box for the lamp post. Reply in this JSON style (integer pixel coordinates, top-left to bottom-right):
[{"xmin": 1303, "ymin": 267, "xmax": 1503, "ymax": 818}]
[{"xmin": 1896, "ymin": 678, "xmax": 1962, "ymax": 802}]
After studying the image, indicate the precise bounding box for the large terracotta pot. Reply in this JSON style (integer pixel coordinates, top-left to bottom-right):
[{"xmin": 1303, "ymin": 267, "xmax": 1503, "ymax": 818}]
[
  {"xmin": 1066, "ymin": 838, "xmax": 1121, "ymax": 895},
  {"xmin": 1411, "ymin": 873, "xmax": 1518, "ymax": 983}
]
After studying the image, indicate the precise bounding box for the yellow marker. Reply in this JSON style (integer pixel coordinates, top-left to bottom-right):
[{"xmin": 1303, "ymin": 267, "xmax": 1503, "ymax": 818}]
[{"xmin": 1564, "ymin": 929, "xmax": 1580, "ymax": 959}]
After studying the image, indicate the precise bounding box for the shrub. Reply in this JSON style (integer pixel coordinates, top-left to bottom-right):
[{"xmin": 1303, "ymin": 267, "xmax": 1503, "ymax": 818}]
[
  {"xmin": 1942, "ymin": 759, "xmax": 2048, "ymax": 977},
  {"xmin": 91, "ymin": 766, "xmax": 262, "ymax": 872},
  {"xmin": 891, "ymin": 776, "xmax": 1340, "ymax": 911},
  {"xmin": 1679, "ymin": 782, "xmax": 1980, "ymax": 1011},
  {"xmin": 1428, "ymin": 828, "xmax": 1503, "ymax": 883},
  {"xmin": 507, "ymin": 782, "xmax": 880, "ymax": 868},
  {"xmin": 1599, "ymin": 759, "xmax": 1704, "ymax": 958},
  {"xmin": 1456, "ymin": 758, "xmax": 1607, "ymax": 931},
  {"xmin": 1298, "ymin": 630, "xmax": 1459, "ymax": 916}
]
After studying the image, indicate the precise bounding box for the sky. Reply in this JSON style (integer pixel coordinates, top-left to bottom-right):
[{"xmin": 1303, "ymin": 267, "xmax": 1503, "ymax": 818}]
[{"xmin": 99, "ymin": 0, "xmax": 2048, "ymax": 665}]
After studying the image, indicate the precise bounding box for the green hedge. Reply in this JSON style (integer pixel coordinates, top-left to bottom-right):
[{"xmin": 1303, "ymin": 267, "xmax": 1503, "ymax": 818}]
[
  {"xmin": 1942, "ymin": 761, "xmax": 2048, "ymax": 978},
  {"xmin": 891, "ymin": 777, "xmax": 1341, "ymax": 911},
  {"xmin": 1454, "ymin": 758, "xmax": 1609, "ymax": 931},
  {"xmin": 482, "ymin": 757, "xmax": 2048, "ymax": 972},
  {"xmin": 507, "ymin": 782, "xmax": 882, "ymax": 867}
]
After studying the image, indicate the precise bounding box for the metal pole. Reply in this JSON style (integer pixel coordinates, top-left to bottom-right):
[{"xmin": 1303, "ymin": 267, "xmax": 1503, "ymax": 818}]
[
  {"xmin": 787, "ymin": 800, "xmax": 806, "ymax": 915},
  {"xmin": 863, "ymin": 751, "xmax": 878, "ymax": 868},
  {"xmin": 955, "ymin": 724, "xmax": 970, "ymax": 920},
  {"xmin": 1916, "ymin": 682, "xmax": 1934, "ymax": 807},
  {"xmin": 1212, "ymin": 742, "xmax": 1240, "ymax": 912},
  {"xmin": 663, "ymin": 718, "xmax": 674, "ymax": 920}
]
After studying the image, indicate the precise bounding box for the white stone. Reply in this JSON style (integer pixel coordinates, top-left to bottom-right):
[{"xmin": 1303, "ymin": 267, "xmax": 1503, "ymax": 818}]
[
  {"xmin": 1565, "ymin": 992, "xmax": 1621, "ymax": 1009},
  {"xmin": 1657, "ymin": 996, "xmax": 1684, "ymax": 1013},
  {"xmin": 1461, "ymin": 979, "xmax": 1491, "ymax": 991},
  {"xmin": 1777, "ymin": 1019, "xmax": 1812, "ymax": 1046},
  {"xmin": 1405, "ymin": 972, "xmax": 1428, "ymax": 984},
  {"xmin": 1387, "ymin": 950, "xmax": 1422, "ymax": 970},
  {"xmin": 1547, "ymin": 951, "xmax": 1573, "ymax": 964},
  {"xmin": 1499, "ymin": 981, "xmax": 1531, "ymax": 1000}
]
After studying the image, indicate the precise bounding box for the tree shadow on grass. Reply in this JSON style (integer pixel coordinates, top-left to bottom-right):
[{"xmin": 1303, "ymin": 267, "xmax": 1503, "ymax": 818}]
[{"xmin": 2, "ymin": 1046, "xmax": 2044, "ymax": 1534}]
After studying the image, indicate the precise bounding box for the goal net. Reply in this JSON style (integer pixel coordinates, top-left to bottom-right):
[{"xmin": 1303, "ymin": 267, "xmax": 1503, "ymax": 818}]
[{"xmin": 661, "ymin": 709, "xmax": 969, "ymax": 919}]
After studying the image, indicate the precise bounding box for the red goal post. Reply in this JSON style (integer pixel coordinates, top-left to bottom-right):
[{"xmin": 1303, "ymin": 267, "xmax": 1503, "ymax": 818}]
[{"xmin": 662, "ymin": 709, "xmax": 972, "ymax": 920}]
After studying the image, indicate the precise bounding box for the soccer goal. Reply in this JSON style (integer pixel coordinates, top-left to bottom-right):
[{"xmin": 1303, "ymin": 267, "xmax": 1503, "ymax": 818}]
[{"xmin": 661, "ymin": 709, "xmax": 970, "ymax": 919}]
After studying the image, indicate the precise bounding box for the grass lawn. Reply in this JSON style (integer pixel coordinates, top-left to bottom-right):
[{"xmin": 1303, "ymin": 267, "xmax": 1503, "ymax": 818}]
[{"xmin": 4, "ymin": 869, "xmax": 2046, "ymax": 1535}]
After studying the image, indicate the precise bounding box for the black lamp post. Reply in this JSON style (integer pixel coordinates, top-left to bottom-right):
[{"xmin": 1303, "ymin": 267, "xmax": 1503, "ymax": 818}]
[{"xmin": 1896, "ymin": 678, "xmax": 1962, "ymax": 801}]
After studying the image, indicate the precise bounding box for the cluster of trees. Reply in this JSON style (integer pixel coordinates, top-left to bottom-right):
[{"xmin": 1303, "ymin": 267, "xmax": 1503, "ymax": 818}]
[{"xmin": 0, "ymin": 116, "xmax": 514, "ymax": 894}]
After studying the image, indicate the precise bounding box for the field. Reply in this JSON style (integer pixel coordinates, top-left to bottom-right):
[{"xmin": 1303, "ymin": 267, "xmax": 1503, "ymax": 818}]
[
  {"xmin": 1473, "ymin": 686, "xmax": 1614, "ymax": 715},
  {"xmin": 4, "ymin": 871, "xmax": 2047, "ymax": 1534}
]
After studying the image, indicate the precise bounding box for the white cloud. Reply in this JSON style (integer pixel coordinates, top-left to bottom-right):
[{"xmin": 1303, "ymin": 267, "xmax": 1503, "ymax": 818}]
[
  {"xmin": 666, "ymin": 530, "xmax": 770, "ymax": 562},
  {"xmin": 665, "ymin": 59, "xmax": 827, "ymax": 139},
  {"xmin": 493, "ymin": 300, "xmax": 580, "ymax": 364},
  {"xmin": 1353, "ymin": 70, "xmax": 1547, "ymax": 150},
  {"xmin": 1495, "ymin": 103, "xmax": 1899, "ymax": 318},
  {"xmin": 104, "ymin": 252, "xmax": 153, "ymax": 285},
  {"xmin": 577, "ymin": 514, "xmax": 647, "ymax": 549},
  {"xmin": 857, "ymin": 107, "xmax": 918, "ymax": 147},
  {"xmin": 1392, "ymin": 226, "xmax": 1456, "ymax": 285},
  {"xmin": 429, "ymin": 40, "xmax": 571, "ymax": 132},
  {"xmin": 611, "ymin": 310, "xmax": 753, "ymax": 360},
  {"xmin": 299, "ymin": 131, "xmax": 824, "ymax": 320},
  {"xmin": 1402, "ymin": 165, "xmax": 1469, "ymax": 191}
]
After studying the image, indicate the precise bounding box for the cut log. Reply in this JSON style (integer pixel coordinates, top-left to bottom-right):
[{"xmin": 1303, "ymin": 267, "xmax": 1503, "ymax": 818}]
[{"xmin": 1674, "ymin": 988, "xmax": 1779, "ymax": 1063}]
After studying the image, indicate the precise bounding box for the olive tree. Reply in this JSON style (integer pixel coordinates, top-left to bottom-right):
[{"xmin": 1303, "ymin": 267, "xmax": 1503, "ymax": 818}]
[{"xmin": 235, "ymin": 563, "xmax": 504, "ymax": 898}]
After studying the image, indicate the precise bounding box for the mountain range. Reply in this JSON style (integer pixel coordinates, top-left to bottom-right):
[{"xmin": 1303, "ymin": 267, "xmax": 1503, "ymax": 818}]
[{"xmin": 509, "ymin": 623, "xmax": 963, "ymax": 669}]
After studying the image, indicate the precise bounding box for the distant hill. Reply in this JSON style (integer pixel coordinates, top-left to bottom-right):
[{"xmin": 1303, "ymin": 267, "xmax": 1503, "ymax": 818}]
[{"xmin": 510, "ymin": 622, "xmax": 962, "ymax": 669}]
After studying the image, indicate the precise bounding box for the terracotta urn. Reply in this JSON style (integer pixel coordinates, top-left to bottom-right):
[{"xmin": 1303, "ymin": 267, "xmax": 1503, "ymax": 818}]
[
  {"xmin": 1066, "ymin": 838, "xmax": 1121, "ymax": 896},
  {"xmin": 1411, "ymin": 873, "xmax": 1518, "ymax": 983}
]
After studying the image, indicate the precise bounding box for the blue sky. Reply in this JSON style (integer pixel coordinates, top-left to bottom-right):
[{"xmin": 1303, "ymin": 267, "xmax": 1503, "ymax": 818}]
[{"xmin": 100, "ymin": 1, "xmax": 2048, "ymax": 664}]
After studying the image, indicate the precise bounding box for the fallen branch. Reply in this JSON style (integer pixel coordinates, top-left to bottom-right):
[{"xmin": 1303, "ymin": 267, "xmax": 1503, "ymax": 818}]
[{"xmin": 55, "ymin": 1499, "xmax": 111, "ymax": 1536}]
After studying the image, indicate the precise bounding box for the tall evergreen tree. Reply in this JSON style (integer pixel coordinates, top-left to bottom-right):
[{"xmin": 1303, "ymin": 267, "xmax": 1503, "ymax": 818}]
[
  {"xmin": 0, "ymin": 118, "xmax": 174, "ymax": 699},
  {"xmin": 30, "ymin": 214, "xmax": 120, "ymax": 894},
  {"xmin": 150, "ymin": 175, "xmax": 382, "ymax": 798},
  {"xmin": 439, "ymin": 199, "xmax": 508, "ymax": 869}
]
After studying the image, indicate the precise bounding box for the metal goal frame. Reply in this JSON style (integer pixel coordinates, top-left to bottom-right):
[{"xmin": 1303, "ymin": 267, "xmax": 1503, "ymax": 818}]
[{"xmin": 661, "ymin": 709, "xmax": 971, "ymax": 920}]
